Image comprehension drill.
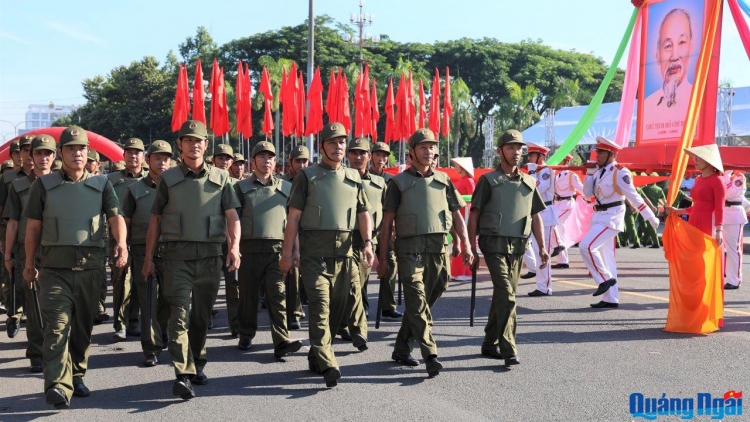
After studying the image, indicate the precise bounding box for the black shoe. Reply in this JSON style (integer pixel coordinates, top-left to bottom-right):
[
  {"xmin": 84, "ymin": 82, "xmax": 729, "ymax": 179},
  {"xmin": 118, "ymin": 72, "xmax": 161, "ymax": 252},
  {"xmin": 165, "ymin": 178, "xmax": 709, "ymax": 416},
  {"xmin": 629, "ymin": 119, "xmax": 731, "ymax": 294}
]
[
  {"xmin": 323, "ymin": 367, "xmax": 341, "ymax": 388},
  {"xmin": 46, "ymin": 387, "xmax": 70, "ymax": 409},
  {"xmin": 289, "ymin": 320, "xmax": 301, "ymax": 330},
  {"xmin": 309, "ymin": 360, "xmax": 321, "ymax": 374},
  {"xmin": 520, "ymin": 272, "xmax": 536, "ymax": 280},
  {"xmin": 590, "ymin": 301, "xmax": 619, "ymax": 309},
  {"xmin": 724, "ymin": 283, "xmax": 740, "ymax": 290},
  {"xmin": 173, "ymin": 376, "xmax": 195, "ymax": 400},
  {"xmin": 337, "ymin": 329, "xmax": 352, "ymax": 341},
  {"xmin": 93, "ymin": 312, "xmax": 110, "ymax": 325},
  {"xmin": 113, "ymin": 329, "xmax": 126, "ymax": 342},
  {"xmin": 391, "ymin": 351, "xmax": 419, "ymax": 367},
  {"xmin": 144, "ymin": 354, "xmax": 158, "ymax": 367},
  {"xmin": 274, "ymin": 340, "xmax": 303, "ymax": 358},
  {"xmin": 425, "ymin": 355, "xmax": 443, "ymax": 377},
  {"xmin": 481, "ymin": 347, "xmax": 504, "ymax": 360},
  {"xmin": 126, "ymin": 328, "xmax": 141, "ymax": 337},
  {"xmin": 352, "ymin": 333, "xmax": 368, "ymax": 351},
  {"xmin": 30, "ymin": 362, "xmax": 44, "ymax": 373},
  {"xmin": 72, "ymin": 380, "xmax": 90, "ymax": 397},
  {"xmin": 191, "ymin": 371, "xmax": 208, "ymax": 385},
  {"xmin": 527, "ymin": 289, "xmax": 550, "ymax": 297},
  {"xmin": 6, "ymin": 318, "xmax": 19, "ymax": 338},
  {"xmin": 382, "ymin": 309, "xmax": 403, "ymax": 319},
  {"xmin": 630, "ymin": 243, "xmax": 640, "ymax": 249},
  {"xmin": 238, "ymin": 338, "xmax": 253, "ymax": 351},
  {"xmin": 550, "ymin": 246, "xmax": 565, "ymax": 257},
  {"xmin": 551, "ymin": 263, "xmax": 570, "ymax": 269},
  {"xmin": 592, "ymin": 278, "xmax": 617, "ymax": 297},
  {"xmin": 649, "ymin": 244, "xmax": 660, "ymax": 249},
  {"xmin": 504, "ymin": 355, "xmax": 521, "ymax": 367}
]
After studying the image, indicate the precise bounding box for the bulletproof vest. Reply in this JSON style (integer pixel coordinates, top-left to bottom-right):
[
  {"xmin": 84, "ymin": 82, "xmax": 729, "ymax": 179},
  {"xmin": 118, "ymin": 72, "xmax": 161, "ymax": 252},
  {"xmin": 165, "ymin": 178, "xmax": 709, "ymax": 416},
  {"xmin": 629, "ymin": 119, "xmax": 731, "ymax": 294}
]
[
  {"xmin": 10, "ymin": 176, "xmax": 33, "ymax": 243},
  {"xmin": 126, "ymin": 179, "xmax": 157, "ymax": 245},
  {"xmin": 391, "ymin": 171, "xmax": 452, "ymax": 238},
  {"xmin": 40, "ymin": 172, "xmax": 107, "ymax": 247},
  {"xmin": 299, "ymin": 165, "xmax": 360, "ymax": 231},
  {"xmin": 354, "ymin": 173, "xmax": 386, "ymax": 241},
  {"xmin": 108, "ymin": 170, "xmax": 145, "ymax": 205},
  {"xmin": 160, "ymin": 165, "xmax": 228, "ymax": 243},
  {"xmin": 477, "ymin": 170, "xmax": 536, "ymax": 238},
  {"xmin": 237, "ymin": 177, "xmax": 290, "ymax": 240}
]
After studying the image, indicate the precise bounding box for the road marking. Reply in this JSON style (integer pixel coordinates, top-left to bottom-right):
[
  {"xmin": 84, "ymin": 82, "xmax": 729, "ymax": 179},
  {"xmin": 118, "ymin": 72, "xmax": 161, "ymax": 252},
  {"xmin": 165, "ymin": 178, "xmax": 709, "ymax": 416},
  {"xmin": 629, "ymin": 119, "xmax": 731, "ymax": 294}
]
[{"xmin": 555, "ymin": 279, "xmax": 750, "ymax": 316}]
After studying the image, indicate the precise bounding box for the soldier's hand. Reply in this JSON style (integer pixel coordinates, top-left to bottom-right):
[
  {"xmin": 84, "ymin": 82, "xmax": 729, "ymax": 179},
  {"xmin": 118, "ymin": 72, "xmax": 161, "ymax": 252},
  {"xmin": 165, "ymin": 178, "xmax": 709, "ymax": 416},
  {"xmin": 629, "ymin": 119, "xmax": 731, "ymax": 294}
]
[
  {"xmin": 293, "ymin": 253, "xmax": 301, "ymax": 268},
  {"xmin": 451, "ymin": 240, "xmax": 460, "ymax": 258},
  {"xmin": 280, "ymin": 256, "xmax": 293, "ymax": 279},
  {"xmin": 363, "ymin": 244, "xmax": 374, "ymax": 268},
  {"xmin": 227, "ymin": 248, "xmax": 241, "ymax": 272},
  {"xmin": 113, "ymin": 243, "xmax": 128, "ymax": 269},
  {"xmin": 141, "ymin": 259, "xmax": 156, "ymax": 279},
  {"xmin": 376, "ymin": 257, "xmax": 388, "ymax": 278},
  {"xmin": 23, "ymin": 267, "xmax": 38, "ymax": 285},
  {"xmin": 4, "ymin": 258, "xmax": 13, "ymax": 276},
  {"xmin": 461, "ymin": 245, "xmax": 474, "ymax": 268},
  {"xmin": 471, "ymin": 250, "xmax": 480, "ymax": 270},
  {"xmin": 538, "ymin": 248, "xmax": 550, "ymax": 269}
]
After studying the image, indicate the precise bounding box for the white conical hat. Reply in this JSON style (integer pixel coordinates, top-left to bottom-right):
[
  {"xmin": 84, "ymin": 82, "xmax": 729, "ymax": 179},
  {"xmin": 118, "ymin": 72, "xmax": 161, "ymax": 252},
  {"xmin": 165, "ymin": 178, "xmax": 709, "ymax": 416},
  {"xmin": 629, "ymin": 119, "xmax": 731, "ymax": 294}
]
[
  {"xmin": 450, "ymin": 157, "xmax": 474, "ymax": 177},
  {"xmin": 685, "ymin": 144, "xmax": 724, "ymax": 174}
]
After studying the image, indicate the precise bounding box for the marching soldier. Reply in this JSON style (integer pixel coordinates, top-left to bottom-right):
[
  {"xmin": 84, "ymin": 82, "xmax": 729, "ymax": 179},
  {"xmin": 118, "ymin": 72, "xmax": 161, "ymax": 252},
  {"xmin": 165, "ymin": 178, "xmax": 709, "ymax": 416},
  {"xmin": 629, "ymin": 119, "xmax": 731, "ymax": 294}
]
[
  {"xmin": 143, "ymin": 120, "xmax": 241, "ymax": 400},
  {"xmin": 723, "ymin": 170, "xmax": 747, "ymax": 290},
  {"xmin": 2, "ymin": 160, "xmax": 15, "ymax": 173},
  {"xmin": 280, "ymin": 122, "xmax": 373, "ymax": 388},
  {"xmin": 581, "ymin": 137, "xmax": 659, "ymax": 308},
  {"xmin": 377, "ymin": 128, "xmax": 473, "ymax": 377},
  {"xmin": 551, "ymin": 154, "xmax": 584, "ymax": 269},
  {"xmin": 108, "ymin": 137, "xmax": 148, "ymax": 341},
  {"xmin": 24, "ymin": 126, "xmax": 128, "ymax": 409},
  {"xmin": 281, "ymin": 144, "xmax": 310, "ymax": 329},
  {"xmin": 525, "ymin": 142, "xmax": 558, "ymax": 297},
  {"xmin": 3, "ymin": 134, "xmax": 56, "ymax": 372},
  {"xmin": 85, "ymin": 149, "xmax": 101, "ymax": 175},
  {"xmin": 230, "ymin": 153, "xmax": 246, "ymax": 180},
  {"xmin": 467, "ymin": 129, "xmax": 548, "ymax": 367},
  {"xmin": 368, "ymin": 141, "xmax": 401, "ymax": 319},
  {"xmin": 121, "ymin": 141, "xmax": 173, "ymax": 367},
  {"xmin": 9, "ymin": 140, "xmax": 21, "ymax": 168},
  {"xmin": 88, "ymin": 148, "xmax": 109, "ymax": 324},
  {"xmin": 1, "ymin": 135, "xmax": 34, "ymax": 338},
  {"xmin": 234, "ymin": 141, "xmax": 303, "ymax": 357}
]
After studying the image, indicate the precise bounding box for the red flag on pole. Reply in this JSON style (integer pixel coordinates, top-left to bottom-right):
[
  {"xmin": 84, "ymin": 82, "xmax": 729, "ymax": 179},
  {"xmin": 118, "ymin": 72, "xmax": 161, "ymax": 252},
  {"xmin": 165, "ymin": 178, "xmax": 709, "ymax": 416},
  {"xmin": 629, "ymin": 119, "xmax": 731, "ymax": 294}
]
[
  {"xmin": 407, "ymin": 71, "xmax": 417, "ymax": 134},
  {"xmin": 428, "ymin": 68, "xmax": 441, "ymax": 136},
  {"xmin": 171, "ymin": 63, "xmax": 189, "ymax": 132},
  {"xmin": 305, "ymin": 67, "xmax": 324, "ymax": 136},
  {"xmin": 384, "ymin": 78, "xmax": 396, "ymax": 143},
  {"xmin": 296, "ymin": 71, "xmax": 306, "ymax": 138},
  {"xmin": 212, "ymin": 67, "xmax": 230, "ymax": 137},
  {"xmin": 371, "ymin": 78, "xmax": 380, "ymax": 141},
  {"xmin": 325, "ymin": 68, "xmax": 338, "ymax": 124},
  {"xmin": 242, "ymin": 63, "xmax": 253, "ymax": 136},
  {"xmin": 418, "ymin": 79, "xmax": 427, "ymax": 129},
  {"xmin": 338, "ymin": 71, "xmax": 351, "ymax": 132},
  {"xmin": 259, "ymin": 66, "xmax": 274, "ymax": 137},
  {"xmin": 192, "ymin": 60, "xmax": 206, "ymax": 124},
  {"xmin": 354, "ymin": 69, "xmax": 364, "ymax": 136},
  {"xmin": 209, "ymin": 59, "xmax": 220, "ymax": 134},
  {"xmin": 362, "ymin": 65, "xmax": 372, "ymax": 137},
  {"xmin": 235, "ymin": 61, "xmax": 245, "ymax": 136},
  {"xmin": 442, "ymin": 67, "xmax": 453, "ymax": 137}
]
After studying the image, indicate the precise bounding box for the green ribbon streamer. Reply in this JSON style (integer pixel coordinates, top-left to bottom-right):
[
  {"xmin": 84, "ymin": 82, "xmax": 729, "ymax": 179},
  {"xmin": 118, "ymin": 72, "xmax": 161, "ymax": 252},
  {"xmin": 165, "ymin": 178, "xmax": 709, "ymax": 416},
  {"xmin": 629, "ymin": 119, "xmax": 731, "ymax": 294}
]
[{"xmin": 547, "ymin": 7, "xmax": 639, "ymax": 165}]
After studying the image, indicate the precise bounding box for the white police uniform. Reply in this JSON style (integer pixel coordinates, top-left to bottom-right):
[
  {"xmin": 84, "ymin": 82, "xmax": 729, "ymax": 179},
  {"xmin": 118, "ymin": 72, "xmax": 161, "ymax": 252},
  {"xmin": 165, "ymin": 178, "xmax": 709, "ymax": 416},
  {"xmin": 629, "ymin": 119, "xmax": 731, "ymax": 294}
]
[
  {"xmin": 722, "ymin": 171, "xmax": 747, "ymax": 288},
  {"xmin": 552, "ymin": 169, "xmax": 584, "ymax": 265},
  {"xmin": 526, "ymin": 143, "xmax": 559, "ymax": 295}
]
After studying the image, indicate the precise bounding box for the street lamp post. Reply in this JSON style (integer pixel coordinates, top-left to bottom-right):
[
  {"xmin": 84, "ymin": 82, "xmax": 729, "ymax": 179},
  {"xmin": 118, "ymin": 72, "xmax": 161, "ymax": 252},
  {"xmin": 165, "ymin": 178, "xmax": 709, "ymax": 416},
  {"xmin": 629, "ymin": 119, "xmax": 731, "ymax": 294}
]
[{"xmin": 342, "ymin": 0, "xmax": 380, "ymax": 71}]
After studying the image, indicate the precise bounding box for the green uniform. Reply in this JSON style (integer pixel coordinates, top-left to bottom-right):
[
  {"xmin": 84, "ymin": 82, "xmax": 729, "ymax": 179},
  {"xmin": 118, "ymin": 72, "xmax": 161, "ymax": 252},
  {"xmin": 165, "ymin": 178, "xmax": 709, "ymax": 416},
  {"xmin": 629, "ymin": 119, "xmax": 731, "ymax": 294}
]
[
  {"xmin": 219, "ymin": 176, "xmax": 241, "ymax": 336},
  {"xmin": 287, "ymin": 162, "xmax": 369, "ymax": 372},
  {"xmin": 281, "ymin": 171, "xmax": 304, "ymax": 324},
  {"xmin": 3, "ymin": 172, "xmax": 43, "ymax": 366},
  {"xmin": 383, "ymin": 167, "xmax": 464, "ymax": 360},
  {"xmin": 1, "ymin": 168, "xmax": 28, "ymax": 318},
  {"xmin": 121, "ymin": 174, "xmax": 171, "ymax": 356},
  {"xmin": 620, "ymin": 189, "xmax": 641, "ymax": 247},
  {"xmin": 234, "ymin": 174, "xmax": 292, "ymax": 347},
  {"xmin": 471, "ymin": 169, "xmax": 546, "ymax": 357},
  {"xmin": 107, "ymin": 168, "xmax": 148, "ymax": 332},
  {"xmin": 151, "ymin": 162, "xmax": 240, "ymax": 377},
  {"xmin": 370, "ymin": 169, "xmax": 398, "ymax": 312},
  {"xmin": 24, "ymin": 169, "xmax": 120, "ymax": 402},
  {"xmin": 638, "ymin": 184, "xmax": 665, "ymax": 246}
]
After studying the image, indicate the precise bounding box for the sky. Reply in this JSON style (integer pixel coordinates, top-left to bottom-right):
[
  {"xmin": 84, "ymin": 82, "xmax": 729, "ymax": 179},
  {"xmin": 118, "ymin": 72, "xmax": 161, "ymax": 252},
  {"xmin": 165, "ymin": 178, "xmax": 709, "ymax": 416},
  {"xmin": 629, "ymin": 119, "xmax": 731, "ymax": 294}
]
[{"xmin": 1, "ymin": 0, "xmax": 749, "ymax": 139}]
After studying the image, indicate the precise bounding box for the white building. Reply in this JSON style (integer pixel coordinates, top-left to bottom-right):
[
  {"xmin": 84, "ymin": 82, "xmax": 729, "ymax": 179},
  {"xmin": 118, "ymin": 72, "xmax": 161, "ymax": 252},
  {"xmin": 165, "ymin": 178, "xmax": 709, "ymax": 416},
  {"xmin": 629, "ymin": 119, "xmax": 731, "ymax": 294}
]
[{"xmin": 19, "ymin": 103, "xmax": 79, "ymax": 134}]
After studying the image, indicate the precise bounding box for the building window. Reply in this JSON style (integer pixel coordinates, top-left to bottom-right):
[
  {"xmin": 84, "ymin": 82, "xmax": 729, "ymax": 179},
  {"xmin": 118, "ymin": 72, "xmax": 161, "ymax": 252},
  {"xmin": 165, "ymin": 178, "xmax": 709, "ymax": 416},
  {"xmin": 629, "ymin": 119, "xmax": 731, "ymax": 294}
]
[
  {"xmin": 32, "ymin": 113, "xmax": 40, "ymax": 120},
  {"xmin": 32, "ymin": 121, "xmax": 41, "ymax": 128},
  {"xmin": 41, "ymin": 113, "xmax": 48, "ymax": 120}
]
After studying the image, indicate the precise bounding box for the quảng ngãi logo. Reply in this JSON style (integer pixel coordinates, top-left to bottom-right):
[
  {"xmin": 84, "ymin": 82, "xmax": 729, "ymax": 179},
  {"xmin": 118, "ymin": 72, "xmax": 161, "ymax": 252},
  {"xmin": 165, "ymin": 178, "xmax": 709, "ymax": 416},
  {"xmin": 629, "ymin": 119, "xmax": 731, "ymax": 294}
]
[{"xmin": 629, "ymin": 390, "xmax": 742, "ymax": 420}]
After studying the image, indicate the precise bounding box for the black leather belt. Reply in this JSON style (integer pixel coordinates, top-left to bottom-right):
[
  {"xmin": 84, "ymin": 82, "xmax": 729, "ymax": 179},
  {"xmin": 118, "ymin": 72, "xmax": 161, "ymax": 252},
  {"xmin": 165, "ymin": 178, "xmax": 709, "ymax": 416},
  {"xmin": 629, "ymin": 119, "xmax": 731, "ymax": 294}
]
[
  {"xmin": 594, "ymin": 201, "xmax": 624, "ymax": 212},
  {"xmin": 557, "ymin": 196, "xmax": 573, "ymax": 201},
  {"xmin": 725, "ymin": 201, "xmax": 741, "ymax": 206},
  {"xmin": 544, "ymin": 200, "xmax": 554, "ymax": 206}
]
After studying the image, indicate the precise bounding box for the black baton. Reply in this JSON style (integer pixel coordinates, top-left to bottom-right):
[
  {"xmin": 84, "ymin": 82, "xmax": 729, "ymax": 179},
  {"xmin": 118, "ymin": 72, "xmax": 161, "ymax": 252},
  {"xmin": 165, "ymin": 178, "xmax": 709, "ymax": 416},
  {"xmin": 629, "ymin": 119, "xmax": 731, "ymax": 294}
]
[
  {"xmin": 470, "ymin": 265, "xmax": 477, "ymax": 327},
  {"xmin": 32, "ymin": 280, "xmax": 44, "ymax": 330}
]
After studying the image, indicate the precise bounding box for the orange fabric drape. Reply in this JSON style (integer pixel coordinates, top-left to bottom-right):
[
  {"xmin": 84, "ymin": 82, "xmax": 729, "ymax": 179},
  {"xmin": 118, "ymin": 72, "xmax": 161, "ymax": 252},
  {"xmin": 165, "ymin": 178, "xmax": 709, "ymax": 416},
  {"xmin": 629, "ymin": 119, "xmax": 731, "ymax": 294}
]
[{"xmin": 663, "ymin": 0, "xmax": 724, "ymax": 334}]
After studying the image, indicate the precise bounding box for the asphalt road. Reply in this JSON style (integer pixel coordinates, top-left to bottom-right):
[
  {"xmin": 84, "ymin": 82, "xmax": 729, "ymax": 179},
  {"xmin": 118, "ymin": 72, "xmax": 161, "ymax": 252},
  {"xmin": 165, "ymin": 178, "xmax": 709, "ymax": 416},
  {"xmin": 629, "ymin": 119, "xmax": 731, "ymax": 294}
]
[{"xmin": 1, "ymin": 244, "xmax": 748, "ymax": 421}]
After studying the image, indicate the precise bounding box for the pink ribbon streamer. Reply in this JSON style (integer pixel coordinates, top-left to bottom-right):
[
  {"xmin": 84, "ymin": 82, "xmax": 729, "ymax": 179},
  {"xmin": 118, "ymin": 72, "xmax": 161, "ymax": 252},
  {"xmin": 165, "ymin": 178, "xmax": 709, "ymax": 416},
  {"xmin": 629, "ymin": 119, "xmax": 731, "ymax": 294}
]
[
  {"xmin": 728, "ymin": 0, "xmax": 750, "ymax": 60},
  {"xmin": 614, "ymin": 8, "xmax": 643, "ymax": 148}
]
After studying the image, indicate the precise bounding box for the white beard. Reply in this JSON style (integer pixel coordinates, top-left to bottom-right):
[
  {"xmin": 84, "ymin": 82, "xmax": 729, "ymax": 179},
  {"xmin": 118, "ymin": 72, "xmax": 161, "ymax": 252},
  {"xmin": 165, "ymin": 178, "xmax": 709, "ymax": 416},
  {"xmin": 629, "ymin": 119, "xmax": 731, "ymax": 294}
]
[{"xmin": 662, "ymin": 65, "xmax": 683, "ymax": 108}]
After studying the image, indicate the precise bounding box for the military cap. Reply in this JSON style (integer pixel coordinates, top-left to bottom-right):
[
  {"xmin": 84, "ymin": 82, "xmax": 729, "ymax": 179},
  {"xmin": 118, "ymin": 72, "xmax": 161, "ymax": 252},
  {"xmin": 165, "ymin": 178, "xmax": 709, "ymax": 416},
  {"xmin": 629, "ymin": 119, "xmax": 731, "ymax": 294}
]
[
  {"xmin": 59, "ymin": 126, "xmax": 89, "ymax": 147},
  {"xmin": 9, "ymin": 141, "xmax": 20, "ymax": 153},
  {"xmin": 372, "ymin": 141, "xmax": 391, "ymax": 155},
  {"xmin": 1, "ymin": 160, "xmax": 14, "ymax": 172},
  {"xmin": 148, "ymin": 140, "xmax": 173, "ymax": 155},
  {"xmin": 123, "ymin": 137, "xmax": 145, "ymax": 151},
  {"xmin": 252, "ymin": 141, "xmax": 276, "ymax": 158},
  {"xmin": 31, "ymin": 134, "xmax": 56, "ymax": 152},
  {"xmin": 213, "ymin": 143, "xmax": 234, "ymax": 158},
  {"xmin": 87, "ymin": 149, "xmax": 100, "ymax": 161},
  {"xmin": 348, "ymin": 137, "xmax": 371, "ymax": 152},
  {"xmin": 18, "ymin": 134, "xmax": 35, "ymax": 147},
  {"xmin": 498, "ymin": 129, "xmax": 525, "ymax": 147},
  {"xmin": 320, "ymin": 122, "xmax": 348, "ymax": 141},
  {"xmin": 51, "ymin": 159, "xmax": 62, "ymax": 171},
  {"xmin": 290, "ymin": 145, "xmax": 310, "ymax": 160},
  {"xmin": 408, "ymin": 128, "xmax": 437, "ymax": 149},
  {"xmin": 178, "ymin": 120, "xmax": 208, "ymax": 140},
  {"xmin": 233, "ymin": 153, "xmax": 246, "ymax": 163}
]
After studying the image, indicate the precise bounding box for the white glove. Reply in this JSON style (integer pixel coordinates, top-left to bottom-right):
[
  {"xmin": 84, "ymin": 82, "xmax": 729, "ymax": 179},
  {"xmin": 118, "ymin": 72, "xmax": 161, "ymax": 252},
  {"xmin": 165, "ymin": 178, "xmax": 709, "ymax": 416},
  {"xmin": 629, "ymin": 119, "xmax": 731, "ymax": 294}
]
[
  {"xmin": 586, "ymin": 165, "xmax": 598, "ymax": 176},
  {"xmin": 526, "ymin": 162, "xmax": 537, "ymax": 174},
  {"xmin": 649, "ymin": 217, "xmax": 660, "ymax": 229}
]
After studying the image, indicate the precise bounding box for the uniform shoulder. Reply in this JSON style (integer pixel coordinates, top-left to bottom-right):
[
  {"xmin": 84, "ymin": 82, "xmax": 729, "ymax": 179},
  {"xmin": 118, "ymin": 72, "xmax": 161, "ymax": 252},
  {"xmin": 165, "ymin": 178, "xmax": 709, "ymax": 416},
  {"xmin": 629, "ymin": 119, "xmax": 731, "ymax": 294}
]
[
  {"xmin": 207, "ymin": 165, "xmax": 231, "ymax": 186},
  {"xmin": 369, "ymin": 173, "xmax": 386, "ymax": 187},
  {"xmin": 39, "ymin": 171, "xmax": 64, "ymax": 190},
  {"xmin": 344, "ymin": 167, "xmax": 362, "ymax": 182},
  {"xmin": 107, "ymin": 170, "xmax": 125, "ymax": 183},
  {"xmin": 2, "ymin": 169, "xmax": 20, "ymax": 184},
  {"xmin": 11, "ymin": 174, "xmax": 32, "ymax": 192}
]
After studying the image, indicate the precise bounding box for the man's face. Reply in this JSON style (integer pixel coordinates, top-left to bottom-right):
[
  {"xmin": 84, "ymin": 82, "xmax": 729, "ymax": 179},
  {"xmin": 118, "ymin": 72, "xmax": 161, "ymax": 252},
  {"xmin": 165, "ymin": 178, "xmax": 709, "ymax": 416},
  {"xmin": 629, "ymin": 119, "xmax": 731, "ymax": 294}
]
[
  {"xmin": 371, "ymin": 151, "xmax": 389, "ymax": 169},
  {"xmin": 321, "ymin": 137, "xmax": 347, "ymax": 163},
  {"xmin": 32, "ymin": 149, "xmax": 55, "ymax": 171},
  {"xmin": 177, "ymin": 136, "xmax": 208, "ymax": 161},
  {"xmin": 212, "ymin": 154, "xmax": 233, "ymax": 170},
  {"xmin": 123, "ymin": 148, "xmax": 144, "ymax": 171},
  {"xmin": 20, "ymin": 145, "xmax": 33, "ymax": 168},
  {"xmin": 253, "ymin": 152, "xmax": 276, "ymax": 176},
  {"xmin": 85, "ymin": 159, "xmax": 99, "ymax": 174},
  {"xmin": 230, "ymin": 161, "xmax": 245, "ymax": 178},
  {"xmin": 60, "ymin": 145, "xmax": 87, "ymax": 171},
  {"xmin": 412, "ymin": 142, "xmax": 436, "ymax": 167},
  {"xmin": 148, "ymin": 153, "xmax": 171, "ymax": 176},
  {"xmin": 290, "ymin": 158, "xmax": 308, "ymax": 174},
  {"xmin": 11, "ymin": 151, "xmax": 21, "ymax": 167},
  {"xmin": 595, "ymin": 149, "xmax": 614, "ymax": 167},
  {"xmin": 347, "ymin": 149, "xmax": 370, "ymax": 170},
  {"xmin": 657, "ymin": 11, "xmax": 692, "ymax": 103},
  {"xmin": 498, "ymin": 144, "xmax": 523, "ymax": 167}
]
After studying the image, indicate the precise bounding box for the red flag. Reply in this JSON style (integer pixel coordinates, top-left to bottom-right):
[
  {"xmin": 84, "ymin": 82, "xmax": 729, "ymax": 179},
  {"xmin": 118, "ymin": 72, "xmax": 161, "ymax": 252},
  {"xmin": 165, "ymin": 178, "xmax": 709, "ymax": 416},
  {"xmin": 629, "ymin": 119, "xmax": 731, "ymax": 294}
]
[
  {"xmin": 325, "ymin": 68, "xmax": 338, "ymax": 124},
  {"xmin": 384, "ymin": 78, "xmax": 396, "ymax": 142},
  {"xmin": 235, "ymin": 61, "xmax": 252, "ymax": 137},
  {"xmin": 407, "ymin": 71, "xmax": 417, "ymax": 134},
  {"xmin": 212, "ymin": 67, "xmax": 230, "ymax": 137},
  {"xmin": 305, "ymin": 67, "xmax": 324, "ymax": 136},
  {"xmin": 428, "ymin": 68, "xmax": 441, "ymax": 136},
  {"xmin": 280, "ymin": 67, "xmax": 291, "ymax": 136},
  {"xmin": 209, "ymin": 59, "xmax": 219, "ymax": 133},
  {"xmin": 235, "ymin": 61, "xmax": 245, "ymax": 136},
  {"xmin": 171, "ymin": 63, "xmax": 189, "ymax": 132},
  {"xmin": 362, "ymin": 65, "xmax": 372, "ymax": 137},
  {"xmin": 370, "ymin": 78, "xmax": 380, "ymax": 141},
  {"xmin": 354, "ymin": 69, "xmax": 364, "ymax": 136},
  {"xmin": 192, "ymin": 60, "xmax": 206, "ymax": 124},
  {"xmin": 442, "ymin": 67, "xmax": 453, "ymax": 137},
  {"xmin": 338, "ymin": 71, "xmax": 351, "ymax": 133},
  {"xmin": 418, "ymin": 79, "xmax": 427, "ymax": 129},
  {"xmin": 242, "ymin": 63, "xmax": 253, "ymax": 136},
  {"xmin": 296, "ymin": 71, "xmax": 306, "ymax": 138},
  {"xmin": 394, "ymin": 74, "xmax": 405, "ymax": 140},
  {"xmin": 259, "ymin": 66, "xmax": 274, "ymax": 137}
]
